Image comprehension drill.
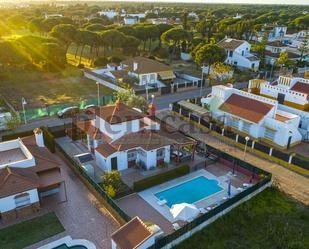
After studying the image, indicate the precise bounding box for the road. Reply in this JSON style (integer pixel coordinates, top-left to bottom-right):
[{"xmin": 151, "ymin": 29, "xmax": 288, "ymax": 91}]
[{"xmin": 0, "ymin": 82, "xmax": 248, "ymax": 139}]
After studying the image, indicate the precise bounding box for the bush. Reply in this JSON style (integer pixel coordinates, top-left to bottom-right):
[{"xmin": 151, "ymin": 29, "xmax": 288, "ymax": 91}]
[
  {"xmin": 94, "ymin": 57, "xmax": 108, "ymax": 67},
  {"xmin": 133, "ymin": 165, "xmax": 190, "ymax": 192},
  {"xmin": 101, "ymin": 171, "xmax": 122, "ymax": 193},
  {"xmin": 2, "ymin": 129, "xmax": 34, "ymax": 141},
  {"xmin": 152, "ymin": 47, "xmax": 169, "ymax": 59},
  {"xmin": 77, "ymin": 63, "xmax": 84, "ymax": 69}
]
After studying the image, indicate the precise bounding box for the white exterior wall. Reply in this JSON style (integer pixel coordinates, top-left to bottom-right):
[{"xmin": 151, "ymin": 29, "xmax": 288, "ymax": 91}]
[
  {"xmin": 0, "ymin": 189, "xmax": 39, "ymax": 213},
  {"xmin": 98, "ymin": 11, "xmax": 118, "ymax": 19},
  {"xmin": 138, "ymin": 73, "xmax": 158, "ymax": 85}
]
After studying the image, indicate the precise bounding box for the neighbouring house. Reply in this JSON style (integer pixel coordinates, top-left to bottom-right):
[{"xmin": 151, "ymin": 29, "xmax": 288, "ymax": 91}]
[
  {"xmin": 44, "ymin": 13, "xmax": 63, "ymax": 19},
  {"xmin": 97, "ymin": 57, "xmax": 176, "ymax": 87},
  {"xmin": 98, "ymin": 10, "xmax": 118, "ymax": 19},
  {"xmin": 76, "ymin": 101, "xmax": 195, "ymax": 172},
  {"xmin": 111, "ymin": 216, "xmax": 161, "ymax": 249},
  {"xmin": 265, "ymin": 41, "xmax": 301, "ymax": 65},
  {"xmin": 254, "ymin": 25, "xmax": 287, "ymax": 42},
  {"xmin": 233, "ymin": 13, "xmax": 243, "ymax": 19},
  {"xmin": 248, "ymin": 75, "xmax": 309, "ymax": 140},
  {"xmin": 124, "ymin": 17, "xmax": 139, "ymax": 25},
  {"xmin": 290, "ymin": 30, "xmax": 309, "ymax": 49},
  {"xmin": 147, "ymin": 18, "xmax": 168, "ymax": 25},
  {"xmin": 201, "ymin": 84, "xmax": 302, "ymax": 148},
  {"xmin": 217, "ymin": 38, "xmax": 260, "ymax": 71},
  {"xmin": 0, "ymin": 128, "xmax": 64, "ymax": 221}
]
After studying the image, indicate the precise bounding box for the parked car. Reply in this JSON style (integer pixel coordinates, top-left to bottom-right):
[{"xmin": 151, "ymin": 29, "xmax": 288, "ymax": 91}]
[
  {"xmin": 83, "ymin": 104, "xmax": 97, "ymax": 114},
  {"xmin": 57, "ymin": 106, "xmax": 79, "ymax": 118}
]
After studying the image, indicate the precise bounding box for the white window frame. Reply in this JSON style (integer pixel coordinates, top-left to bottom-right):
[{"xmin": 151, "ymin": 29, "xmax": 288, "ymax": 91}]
[{"xmin": 14, "ymin": 193, "xmax": 31, "ymax": 208}]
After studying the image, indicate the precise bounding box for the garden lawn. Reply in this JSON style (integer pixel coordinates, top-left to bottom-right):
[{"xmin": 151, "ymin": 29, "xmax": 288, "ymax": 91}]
[
  {"xmin": 0, "ymin": 212, "xmax": 65, "ymax": 249},
  {"xmin": 174, "ymin": 188, "xmax": 309, "ymax": 249}
]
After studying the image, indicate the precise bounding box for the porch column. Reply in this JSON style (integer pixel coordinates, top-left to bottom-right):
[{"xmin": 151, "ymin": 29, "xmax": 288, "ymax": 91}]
[
  {"xmin": 236, "ymin": 134, "xmax": 239, "ymax": 143},
  {"xmin": 251, "ymin": 141, "xmax": 255, "ymax": 149},
  {"xmin": 269, "ymin": 148, "xmax": 273, "ymax": 156},
  {"xmin": 288, "ymin": 154, "xmax": 293, "ymax": 164}
]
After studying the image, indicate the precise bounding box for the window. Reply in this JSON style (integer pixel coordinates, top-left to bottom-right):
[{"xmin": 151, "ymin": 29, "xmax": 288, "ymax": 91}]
[
  {"xmin": 234, "ymin": 61, "xmax": 238, "ymax": 65},
  {"xmin": 156, "ymin": 148, "xmax": 165, "ymax": 159},
  {"xmin": 229, "ymin": 51, "xmax": 233, "ymax": 57},
  {"xmin": 127, "ymin": 150, "xmax": 137, "ymax": 161},
  {"xmin": 138, "ymin": 149, "xmax": 147, "ymax": 158},
  {"xmin": 230, "ymin": 118, "xmax": 239, "ymax": 128},
  {"xmin": 150, "ymin": 74, "xmax": 156, "ymax": 83},
  {"xmin": 141, "ymin": 75, "xmax": 147, "ymax": 84},
  {"xmin": 241, "ymin": 50, "xmax": 244, "ymax": 56},
  {"xmin": 242, "ymin": 122, "xmax": 251, "ymax": 133},
  {"xmin": 14, "ymin": 193, "xmax": 31, "ymax": 208},
  {"xmin": 264, "ymin": 128, "xmax": 276, "ymax": 140},
  {"xmin": 251, "ymin": 63, "xmax": 255, "ymax": 69}
]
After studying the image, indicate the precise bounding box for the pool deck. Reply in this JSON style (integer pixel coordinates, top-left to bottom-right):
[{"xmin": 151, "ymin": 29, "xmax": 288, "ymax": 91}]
[{"xmin": 116, "ymin": 162, "xmax": 253, "ymax": 234}]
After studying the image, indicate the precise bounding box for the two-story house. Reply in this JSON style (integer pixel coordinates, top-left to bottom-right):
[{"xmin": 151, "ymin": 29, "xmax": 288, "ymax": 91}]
[
  {"xmin": 217, "ymin": 38, "xmax": 260, "ymax": 71},
  {"xmin": 0, "ymin": 128, "xmax": 64, "ymax": 220},
  {"xmin": 265, "ymin": 41, "xmax": 301, "ymax": 65}
]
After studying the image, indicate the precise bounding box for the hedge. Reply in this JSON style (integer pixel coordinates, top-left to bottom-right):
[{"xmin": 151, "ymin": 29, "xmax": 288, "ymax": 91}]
[
  {"xmin": 41, "ymin": 127, "xmax": 55, "ymax": 153},
  {"xmin": 2, "ymin": 130, "xmax": 34, "ymax": 141},
  {"xmin": 133, "ymin": 165, "xmax": 190, "ymax": 192}
]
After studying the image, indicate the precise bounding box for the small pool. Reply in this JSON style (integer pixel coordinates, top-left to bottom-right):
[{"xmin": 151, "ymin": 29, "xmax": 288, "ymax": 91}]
[
  {"xmin": 155, "ymin": 176, "xmax": 223, "ymax": 207},
  {"xmin": 53, "ymin": 244, "xmax": 87, "ymax": 249}
]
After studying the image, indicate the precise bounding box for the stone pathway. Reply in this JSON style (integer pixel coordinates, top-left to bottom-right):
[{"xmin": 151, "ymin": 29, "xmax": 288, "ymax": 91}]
[{"xmin": 157, "ymin": 110, "xmax": 309, "ymax": 205}]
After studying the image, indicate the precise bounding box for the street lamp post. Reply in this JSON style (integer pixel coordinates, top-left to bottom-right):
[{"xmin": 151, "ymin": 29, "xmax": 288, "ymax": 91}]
[
  {"xmin": 243, "ymin": 136, "xmax": 250, "ymax": 160},
  {"xmin": 96, "ymin": 82, "xmax": 100, "ymax": 106},
  {"xmin": 200, "ymin": 64, "xmax": 204, "ymax": 97},
  {"xmin": 21, "ymin": 97, "xmax": 27, "ymax": 124}
]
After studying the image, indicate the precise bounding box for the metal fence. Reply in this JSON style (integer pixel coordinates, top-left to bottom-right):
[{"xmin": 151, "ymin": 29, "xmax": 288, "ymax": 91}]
[
  {"xmin": 21, "ymin": 96, "xmax": 115, "ymax": 121},
  {"xmin": 148, "ymin": 139, "xmax": 271, "ymax": 249},
  {"xmin": 172, "ymin": 102, "xmax": 309, "ymax": 172}
]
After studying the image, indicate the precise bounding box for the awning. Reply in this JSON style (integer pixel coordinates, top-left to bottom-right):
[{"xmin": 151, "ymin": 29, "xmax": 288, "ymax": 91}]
[
  {"xmin": 178, "ymin": 100, "xmax": 210, "ymax": 117},
  {"xmin": 158, "ymin": 71, "xmax": 176, "ymax": 80}
]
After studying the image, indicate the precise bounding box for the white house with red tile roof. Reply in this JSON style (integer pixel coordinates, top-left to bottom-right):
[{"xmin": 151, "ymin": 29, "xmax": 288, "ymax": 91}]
[
  {"xmin": 201, "ymin": 85, "xmax": 302, "ymax": 148},
  {"xmin": 76, "ymin": 101, "xmax": 194, "ymax": 171},
  {"xmin": 217, "ymin": 38, "xmax": 260, "ymax": 71},
  {"xmin": 249, "ymin": 76, "xmax": 309, "ymax": 140},
  {"xmin": 0, "ymin": 129, "xmax": 64, "ymax": 220}
]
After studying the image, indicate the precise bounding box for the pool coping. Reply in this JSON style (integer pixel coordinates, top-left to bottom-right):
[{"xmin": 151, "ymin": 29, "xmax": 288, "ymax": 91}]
[
  {"xmin": 37, "ymin": 236, "xmax": 96, "ymax": 249},
  {"xmin": 154, "ymin": 175, "xmax": 225, "ymax": 208}
]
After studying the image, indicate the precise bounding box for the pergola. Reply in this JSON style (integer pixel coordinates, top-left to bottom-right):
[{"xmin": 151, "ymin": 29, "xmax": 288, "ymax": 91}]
[{"xmin": 178, "ymin": 100, "xmax": 210, "ymax": 119}]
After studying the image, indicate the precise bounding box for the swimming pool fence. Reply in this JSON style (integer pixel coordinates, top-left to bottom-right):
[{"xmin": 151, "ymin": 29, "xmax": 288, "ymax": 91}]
[{"xmin": 147, "ymin": 143, "xmax": 272, "ymax": 249}]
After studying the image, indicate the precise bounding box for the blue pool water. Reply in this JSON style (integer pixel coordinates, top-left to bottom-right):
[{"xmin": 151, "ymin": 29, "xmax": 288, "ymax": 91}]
[{"xmin": 155, "ymin": 176, "xmax": 223, "ymax": 207}]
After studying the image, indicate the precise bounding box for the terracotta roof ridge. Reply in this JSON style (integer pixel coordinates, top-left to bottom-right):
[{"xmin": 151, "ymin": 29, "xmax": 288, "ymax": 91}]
[
  {"xmin": 31, "ymin": 151, "xmax": 60, "ymax": 166},
  {"xmin": 1, "ymin": 167, "xmax": 39, "ymax": 189}
]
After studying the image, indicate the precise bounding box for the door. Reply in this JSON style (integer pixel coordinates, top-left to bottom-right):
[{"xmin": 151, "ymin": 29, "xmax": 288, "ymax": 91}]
[
  {"xmin": 277, "ymin": 93, "xmax": 285, "ymax": 104},
  {"xmin": 287, "ymin": 136, "xmax": 292, "ymax": 149},
  {"xmin": 111, "ymin": 157, "xmax": 118, "ymax": 171}
]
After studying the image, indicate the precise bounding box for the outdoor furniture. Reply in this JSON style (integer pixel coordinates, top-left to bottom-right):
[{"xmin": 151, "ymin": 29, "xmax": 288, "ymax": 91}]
[
  {"xmin": 157, "ymin": 199, "xmax": 167, "ymax": 206},
  {"xmin": 237, "ymin": 187, "xmax": 244, "ymax": 192},
  {"xmin": 172, "ymin": 151, "xmax": 183, "ymax": 157},
  {"xmin": 172, "ymin": 223, "xmax": 181, "ymax": 230},
  {"xmin": 199, "ymin": 208, "xmax": 207, "ymax": 214},
  {"xmin": 170, "ymin": 203, "xmax": 200, "ymax": 221}
]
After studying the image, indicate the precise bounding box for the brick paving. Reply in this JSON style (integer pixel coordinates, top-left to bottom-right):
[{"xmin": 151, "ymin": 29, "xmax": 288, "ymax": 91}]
[
  {"xmin": 157, "ymin": 110, "xmax": 309, "ymax": 205},
  {"xmin": 0, "ymin": 151, "xmax": 119, "ymax": 249}
]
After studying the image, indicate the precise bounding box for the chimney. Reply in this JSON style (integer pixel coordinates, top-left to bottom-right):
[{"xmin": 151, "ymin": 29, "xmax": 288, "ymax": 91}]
[
  {"xmin": 115, "ymin": 99, "xmax": 121, "ymax": 111},
  {"xmin": 148, "ymin": 103, "xmax": 156, "ymax": 118},
  {"xmin": 133, "ymin": 62, "xmax": 138, "ymax": 71},
  {"xmin": 33, "ymin": 128, "xmax": 45, "ymax": 147}
]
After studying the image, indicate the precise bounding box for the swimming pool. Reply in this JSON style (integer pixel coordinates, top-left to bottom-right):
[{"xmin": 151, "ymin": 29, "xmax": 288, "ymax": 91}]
[{"xmin": 155, "ymin": 176, "xmax": 223, "ymax": 207}]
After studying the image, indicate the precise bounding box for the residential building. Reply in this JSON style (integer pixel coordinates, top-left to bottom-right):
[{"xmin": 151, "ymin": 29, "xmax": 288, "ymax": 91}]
[
  {"xmin": 124, "ymin": 17, "xmax": 139, "ymax": 25},
  {"xmin": 201, "ymin": 85, "xmax": 302, "ymax": 148},
  {"xmin": 248, "ymin": 76, "xmax": 309, "ymax": 140},
  {"xmin": 98, "ymin": 57, "xmax": 176, "ymax": 87},
  {"xmin": 254, "ymin": 25, "xmax": 287, "ymax": 42},
  {"xmin": 98, "ymin": 10, "xmax": 118, "ymax": 19},
  {"xmin": 0, "ymin": 128, "xmax": 64, "ymax": 220},
  {"xmin": 290, "ymin": 30, "xmax": 309, "ymax": 49},
  {"xmin": 217, "ymin": 38, "xmax": 260, "ymax": 71},
  {"xmin": 111, "ymin": 217, "xmax": 161, "ymax": 249},
  {"xmin": 76, "ymin": 101, "xmax": 193, "ymax": 172},
  {"xmin": 265, "ymin": 41, "xmax": 301, "ymax": 65}
]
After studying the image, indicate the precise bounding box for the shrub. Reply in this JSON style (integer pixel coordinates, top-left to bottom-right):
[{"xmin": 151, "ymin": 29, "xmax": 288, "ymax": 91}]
[
  {"xmin": 41, "ymin": 127, "xmax": 55, "ymax": 153},
  {"xmin": 94, "ymin": 57, "xmax": 108, "ymax": 67},
  {"xmin": 153, "ymin": 47, "xmax": 169, "ymax": 59},
  {"xmin": 2, "ymin": 129, "xmax": 34, "ymax": 141},
  {"xmin": 101, "ymin": 171, "xmax": 122, "ymax": 193},
  {"xmin": 104, "ymin": 185, "xmax": 116, "ymax": 198},
  {"xmin": 133, "ymin": 165, "xmax": 190, "ymax": 192}
]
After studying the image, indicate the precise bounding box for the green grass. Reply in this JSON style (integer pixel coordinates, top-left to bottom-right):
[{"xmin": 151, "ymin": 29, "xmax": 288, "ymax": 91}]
[
  {"xmin": 0, "ymin": 212, "xmax": 65, "ymax": 249},
  {"xmin": 174, "ymin": 188, "xmax": 309, "ymax": 249},
  {"xmin": 0, "ymin": 65, "xmax": 113, "ymax": 109}
]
